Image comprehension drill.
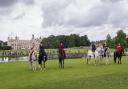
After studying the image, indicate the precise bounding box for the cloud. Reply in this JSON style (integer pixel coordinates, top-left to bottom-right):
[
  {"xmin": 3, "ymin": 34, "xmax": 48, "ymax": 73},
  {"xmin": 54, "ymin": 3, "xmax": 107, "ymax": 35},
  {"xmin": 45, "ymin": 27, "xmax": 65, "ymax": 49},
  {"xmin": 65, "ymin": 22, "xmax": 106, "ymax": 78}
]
[
  {"xmin": 0, "ymin": 0, "xmax": 128, "ymax": 42},
  {"xmin": 42, "ymin": 0, "xmax": 128, "ymax": 28},
  {"xmin": 20, "ymin": 0, "xmax": 35, "ymax": 5},
  {"xmin": 0, "ymin": 0, "xmax": 17, "ymax": 7}
]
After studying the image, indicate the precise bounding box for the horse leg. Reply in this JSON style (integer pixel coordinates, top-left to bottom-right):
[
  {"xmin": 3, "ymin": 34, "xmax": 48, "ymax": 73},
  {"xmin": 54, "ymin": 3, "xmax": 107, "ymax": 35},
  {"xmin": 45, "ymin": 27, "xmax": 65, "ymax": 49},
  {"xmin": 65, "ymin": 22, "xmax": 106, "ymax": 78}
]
[
  {"xmin": 119, "ymin": 56, "xmax": 122, "ymax": 64},
  {"xmin": 87, "ymin": 58, "xmax": 88, "ymax": 64},
  {"xmin": 100, "ymin": 56, "xmax": 103, "ymax": 64},
  {"xmin": 29, "ymin": 59, "xmax": 33, "ymax": 70},
  {"xmin": 114, "ymin": 57, "xmax": 116, "ymax": 64},
  {"xmin": 117, "ymin": 57, "xmax": 120, "ymax": 64},
  {"xmin": 43, "ymin": 61, "xmax": 46, "ymax": 70},
  {"xmin": 59, "ymin": 59, "xmax": 61, "ymax": 68},
  {"xmin": 62, "ymin": 59, "xmax": 64, "ymax": 69},
  {"xmin": 114, "ymin": 53, "xmax": 116, "ymax": 64},
  {"xmin": 40, "ymin": 63, "xmax": 43, "ymax": 71},
  {"xmin": 60, "ymin": 60, "xmax": 62, "ymax": 69},
  {"xmin": 87, "ymin": 56, "xmax": 90, "ymax": 64},
  {"xmin": 59, "ymin": 57, "xmax": 62, "ymax": 69}
]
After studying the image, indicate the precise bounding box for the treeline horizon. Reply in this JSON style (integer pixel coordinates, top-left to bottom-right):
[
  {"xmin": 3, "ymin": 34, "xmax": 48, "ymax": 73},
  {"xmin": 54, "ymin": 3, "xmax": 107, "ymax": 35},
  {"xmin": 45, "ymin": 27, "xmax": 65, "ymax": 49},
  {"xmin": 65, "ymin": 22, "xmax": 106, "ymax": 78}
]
[
  {"xmin": 0, "ymin": 30, "xmax": 127, "ymax": 50},
  {"xmin": 41, "ymin": 30, "xmax": 128, "ymax": 49},
  {"xmin": 41, "ymin": 34, "xmax": 90, "ymax": 48}
]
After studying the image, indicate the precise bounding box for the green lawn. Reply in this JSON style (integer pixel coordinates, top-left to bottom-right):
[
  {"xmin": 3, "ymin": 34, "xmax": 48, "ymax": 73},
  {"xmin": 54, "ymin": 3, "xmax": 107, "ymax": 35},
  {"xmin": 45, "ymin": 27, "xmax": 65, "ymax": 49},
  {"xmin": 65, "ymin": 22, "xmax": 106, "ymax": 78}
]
[{"xmin": 0, "ymin": 57, "xmax": 128, "ymax": 89}]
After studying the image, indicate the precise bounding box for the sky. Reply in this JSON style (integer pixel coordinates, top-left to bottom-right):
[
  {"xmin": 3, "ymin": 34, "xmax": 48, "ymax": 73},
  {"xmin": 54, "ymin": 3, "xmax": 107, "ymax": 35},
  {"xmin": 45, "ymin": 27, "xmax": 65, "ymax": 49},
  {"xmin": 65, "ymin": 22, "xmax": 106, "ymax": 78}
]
[{"xmin": 0, "ymin": 0, "xmax": 128, "ymax": 41}]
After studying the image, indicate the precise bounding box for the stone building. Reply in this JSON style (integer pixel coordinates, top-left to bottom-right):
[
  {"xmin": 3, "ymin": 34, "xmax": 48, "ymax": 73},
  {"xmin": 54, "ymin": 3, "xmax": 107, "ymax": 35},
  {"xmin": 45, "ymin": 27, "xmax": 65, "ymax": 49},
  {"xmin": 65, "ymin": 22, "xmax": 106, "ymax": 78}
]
[{"xmin": 7, "ymin": 34, "xmax": 42, "ymax": 50}]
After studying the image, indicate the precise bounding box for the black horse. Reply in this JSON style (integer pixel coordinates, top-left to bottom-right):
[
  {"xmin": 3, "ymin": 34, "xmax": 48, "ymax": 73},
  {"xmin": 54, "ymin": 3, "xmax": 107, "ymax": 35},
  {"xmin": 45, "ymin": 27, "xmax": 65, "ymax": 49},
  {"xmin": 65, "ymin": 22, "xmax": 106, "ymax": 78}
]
[
  {"xmin": 114, "ymin": 49, "xmax": 123, "ymax": 64},
  {"xmin": 38, "ymin": 44, "xmax": 47, "ymax": 70}
]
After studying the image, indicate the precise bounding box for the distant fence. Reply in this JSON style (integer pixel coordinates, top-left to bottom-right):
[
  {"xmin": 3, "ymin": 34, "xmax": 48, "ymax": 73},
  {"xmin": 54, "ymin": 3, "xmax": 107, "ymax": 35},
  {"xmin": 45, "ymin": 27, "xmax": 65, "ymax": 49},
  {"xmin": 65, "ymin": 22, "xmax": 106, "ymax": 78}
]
[{"xmin": 47, "ymin": 53, "xmax": 87, "ymax": 59}]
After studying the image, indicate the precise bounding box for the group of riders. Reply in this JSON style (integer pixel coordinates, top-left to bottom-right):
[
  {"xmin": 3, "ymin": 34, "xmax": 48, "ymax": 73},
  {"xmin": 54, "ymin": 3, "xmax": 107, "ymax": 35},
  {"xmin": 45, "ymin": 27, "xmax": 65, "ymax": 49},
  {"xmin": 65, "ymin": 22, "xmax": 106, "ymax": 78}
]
[
  {"xmin": 90, "ymin": 42, "xmax": 123, "ymax": 64},
  {"xmin": 29, "ymin": 42, "xmax": 65, "ymax": 71},
  {"xmin": 29, "ymin": 41, "xmax": 124, "ymax": 71}
]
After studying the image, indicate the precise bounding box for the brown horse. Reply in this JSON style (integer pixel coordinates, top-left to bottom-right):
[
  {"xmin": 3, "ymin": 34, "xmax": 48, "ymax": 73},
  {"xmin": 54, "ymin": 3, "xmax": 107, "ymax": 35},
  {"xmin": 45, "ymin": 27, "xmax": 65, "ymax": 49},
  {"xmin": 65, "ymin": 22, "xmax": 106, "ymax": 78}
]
[
  {"xmin": 59, "ymin": 50, "xmax": 66, "ymax": 69},
  {"xmin": 114, "ymin": 50, "xmax": 123, "ymax": 64}
]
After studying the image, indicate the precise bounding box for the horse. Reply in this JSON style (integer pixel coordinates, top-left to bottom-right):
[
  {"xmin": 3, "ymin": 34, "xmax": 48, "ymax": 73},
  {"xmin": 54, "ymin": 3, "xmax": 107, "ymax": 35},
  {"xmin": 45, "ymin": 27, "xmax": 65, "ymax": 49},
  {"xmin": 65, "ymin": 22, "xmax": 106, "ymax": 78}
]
[
  {"xmin": 38, "ymin": 52, "xmax": 47, "ymax": 70},
  {"xmin": 38, "ymin": 44, "xmax": 47, "ymax": 70},
  {"xmin": 58, "ymin": 50, "xmax": 66, "ymax": 69},
  {"xmin": 86, "ymin": 48, "xmax": 103, "ymax": 64},
  {"xmin": 114, "ymin": 50, "xmax": 123, "ymax": 64},
  {"xmin": 87, "ymin": 44, "xmax": 113, "ymax": 65},
  {"xmin": 86, "ymin": 50, "xmax": 94, "ymax": 64},
  {"xmin": 103, "ymin": 47, "xmax": 112, "ymax": 64},
  {"xmin": 31, "ymin": 51, "xmax": 38, "ymax": 71}
]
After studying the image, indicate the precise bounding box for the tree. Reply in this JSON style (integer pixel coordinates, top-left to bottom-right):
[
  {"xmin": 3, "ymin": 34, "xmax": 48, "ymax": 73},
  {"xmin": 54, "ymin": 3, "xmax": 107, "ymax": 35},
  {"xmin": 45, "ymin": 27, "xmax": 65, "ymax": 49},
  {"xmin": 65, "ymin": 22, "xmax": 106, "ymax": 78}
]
[
  {"xmin": 41, "ymin": 34, "xmax": 90, "ymax": 48},
  {"xmin": 115, "ymin": 30, "xmax": 127, "ymax": 48},
  {"xmin": 106, "ymin": 34, "xmax": 112, "ymax": 47}
]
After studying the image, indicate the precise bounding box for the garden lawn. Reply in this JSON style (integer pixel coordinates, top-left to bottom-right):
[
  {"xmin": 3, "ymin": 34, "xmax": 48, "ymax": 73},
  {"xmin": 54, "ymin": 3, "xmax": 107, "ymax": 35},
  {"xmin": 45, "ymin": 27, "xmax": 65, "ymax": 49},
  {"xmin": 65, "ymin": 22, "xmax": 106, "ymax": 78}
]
[{"xmin": 0, "ymin": 56, "xmax": 128, "ymax": 89}]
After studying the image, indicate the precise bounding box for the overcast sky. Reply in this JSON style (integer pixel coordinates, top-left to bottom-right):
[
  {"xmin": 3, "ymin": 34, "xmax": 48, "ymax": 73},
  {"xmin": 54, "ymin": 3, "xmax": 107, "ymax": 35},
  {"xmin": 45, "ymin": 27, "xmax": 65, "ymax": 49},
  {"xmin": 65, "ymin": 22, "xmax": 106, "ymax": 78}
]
[{"xmin": 0, "ymin": 0, "xmax": 128, "ymax": 41}]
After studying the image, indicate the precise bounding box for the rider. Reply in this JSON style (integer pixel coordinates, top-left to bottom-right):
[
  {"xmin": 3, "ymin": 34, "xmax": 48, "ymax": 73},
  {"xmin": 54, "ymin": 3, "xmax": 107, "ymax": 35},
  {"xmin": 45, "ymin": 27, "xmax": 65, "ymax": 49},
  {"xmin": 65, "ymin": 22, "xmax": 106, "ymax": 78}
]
[
  {"xmin": 58, "ymin": 42, "xmax": 66, "ymax": 59},
  {"xmin": 115, "ymin": 43, "xmax": 122, "ymax": 55},
  {"xmin": 58, "ymin": 42, "xmax": 66, "ymax": 69},
  {"xmin": 114, "ymin": 43, "xmax": 122, "ymax": 64},
  {"xmin": 103, "ymin": 43, "xmax": 107, "ymax": 57},
  {"xmin": 91, "ymin": 42, "xmax": 96, "ymax": 58}
]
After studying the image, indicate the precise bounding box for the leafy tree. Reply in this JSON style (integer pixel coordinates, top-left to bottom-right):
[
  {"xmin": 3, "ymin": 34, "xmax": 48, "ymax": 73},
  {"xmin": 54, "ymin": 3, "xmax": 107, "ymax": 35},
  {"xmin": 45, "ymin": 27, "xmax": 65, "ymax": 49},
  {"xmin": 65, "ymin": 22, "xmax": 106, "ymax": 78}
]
[
  {"xmin": 41, "ymin": 34, "xmax": 90, "ymax": 48},
  {"xmin": 106, "ymin": 34, "xmax": 112, "ymax": 47},
  {"xmin": 115, "ymin": 30, "xmax": 127, "ymax": 48}
]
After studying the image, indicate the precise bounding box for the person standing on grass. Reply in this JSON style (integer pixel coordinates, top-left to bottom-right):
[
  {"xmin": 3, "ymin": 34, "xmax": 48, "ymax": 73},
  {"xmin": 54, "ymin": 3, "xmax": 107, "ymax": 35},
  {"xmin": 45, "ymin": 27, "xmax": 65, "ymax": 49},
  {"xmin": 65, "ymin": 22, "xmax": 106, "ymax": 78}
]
[{"xmin": 38, "ymin": 43, "xmax": 47, "ymax": 70}]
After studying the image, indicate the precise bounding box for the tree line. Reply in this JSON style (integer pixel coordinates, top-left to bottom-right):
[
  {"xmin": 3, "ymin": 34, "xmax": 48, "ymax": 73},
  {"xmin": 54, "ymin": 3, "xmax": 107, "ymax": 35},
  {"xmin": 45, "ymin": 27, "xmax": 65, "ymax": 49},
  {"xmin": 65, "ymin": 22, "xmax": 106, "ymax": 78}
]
[
  {"xmin": 106, "ymin": 30, "xmax": 128, "ymax": 48},
  {"xmin": 41, "ymin": 30, "xmax": 128, "ymax": 49},
  {"xmin": 0, "ymin": 41, "xmax": 12, "ymax": 50},
  {"xmin": 41, "ymin": 34, "xmax": 90, "ymax": 48}
]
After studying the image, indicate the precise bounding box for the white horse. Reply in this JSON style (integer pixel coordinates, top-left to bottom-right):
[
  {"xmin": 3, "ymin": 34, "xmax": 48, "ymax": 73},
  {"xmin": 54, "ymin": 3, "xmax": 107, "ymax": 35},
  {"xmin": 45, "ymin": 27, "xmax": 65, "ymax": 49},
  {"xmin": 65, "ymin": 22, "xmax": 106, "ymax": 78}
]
[
  {"xmin": 87, "ymin": 46, "xmax": 111, "ymax": 64},
  {"xmin": 86, "ymin": 50, "xmax": 93, "ymax": 64},
  {"xmin": 30, "ymin": 51, "xmax": 38, "ymax": 71},
  {"xmin": 104, "ymin": 47, "xmax": 113, "ymax": 64},
  {"xmin": 86, "ymin": 46, "xmax": 106, "ymax": 64}
]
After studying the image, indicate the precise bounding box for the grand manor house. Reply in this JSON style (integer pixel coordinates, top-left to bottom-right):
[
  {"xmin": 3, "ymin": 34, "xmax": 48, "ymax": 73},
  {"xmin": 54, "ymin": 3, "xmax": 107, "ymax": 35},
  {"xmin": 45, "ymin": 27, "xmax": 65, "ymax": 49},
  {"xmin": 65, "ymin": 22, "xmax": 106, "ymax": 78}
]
[{"xmin": 7, "ymin": 35, "xmax": 42, "ymax": 50}]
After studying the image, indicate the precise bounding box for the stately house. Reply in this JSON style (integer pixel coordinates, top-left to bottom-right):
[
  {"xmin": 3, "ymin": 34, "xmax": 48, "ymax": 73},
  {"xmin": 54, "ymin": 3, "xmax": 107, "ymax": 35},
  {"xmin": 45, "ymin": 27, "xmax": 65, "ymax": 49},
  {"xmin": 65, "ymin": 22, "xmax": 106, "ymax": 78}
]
[{"xmin": 7, "ymin": 35, "xmax": 42, "ymax": 50}]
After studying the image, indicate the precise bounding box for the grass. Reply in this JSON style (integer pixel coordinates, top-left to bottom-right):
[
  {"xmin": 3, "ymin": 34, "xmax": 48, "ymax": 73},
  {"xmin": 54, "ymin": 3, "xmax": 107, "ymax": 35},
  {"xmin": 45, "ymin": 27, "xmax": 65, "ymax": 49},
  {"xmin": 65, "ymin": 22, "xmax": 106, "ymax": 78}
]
[{"xmin": 0, "ymin": 57, "xmax": 128, "ymax": 89}]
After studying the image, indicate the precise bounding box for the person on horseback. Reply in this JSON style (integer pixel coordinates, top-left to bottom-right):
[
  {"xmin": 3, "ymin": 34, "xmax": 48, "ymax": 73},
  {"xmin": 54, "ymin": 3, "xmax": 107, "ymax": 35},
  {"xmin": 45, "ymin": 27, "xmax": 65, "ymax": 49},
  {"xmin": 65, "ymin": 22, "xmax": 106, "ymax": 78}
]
[
  {"xmin": 91, "ymin": 42, "xmax": 96, "ymax": 58},
  {"xmin": 58, "ymin": 42, "xmax": 66, "ymax": 69},
  {"xmin": 114, "ymin": 43, "xmax": 122, "ymax": 64},
  {"xmin": 38, "ymin": 43, "xmax": 47, "ymax": 70}
]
